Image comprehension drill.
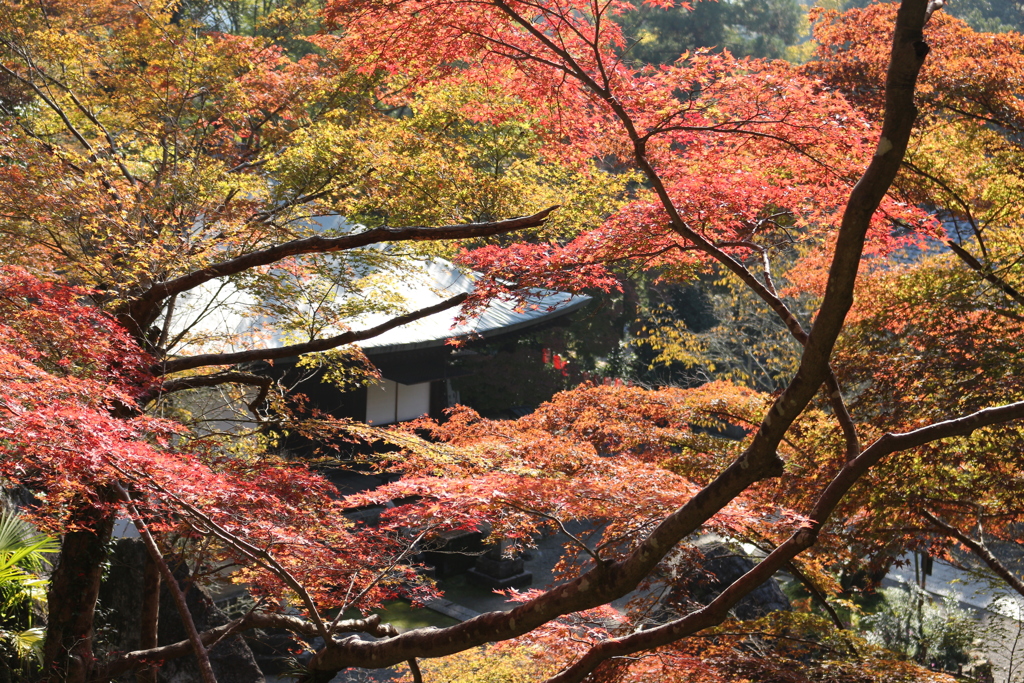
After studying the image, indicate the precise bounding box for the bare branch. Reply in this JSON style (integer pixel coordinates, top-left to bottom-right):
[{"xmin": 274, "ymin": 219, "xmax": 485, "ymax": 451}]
[
  {"xmin": 946, "ymin": 240, "xmax": 1024, "ymax": 309},
  {"xmin": 921, "ymin": 509, "xmax": 1024, "ymax": 599},
  {"xmin": 126, "ymin": 206, "xmax": 558, "ymax": 330},
  {"xmin": 155, "ymin": 292, "xmax": 469, "ymax": 376}
]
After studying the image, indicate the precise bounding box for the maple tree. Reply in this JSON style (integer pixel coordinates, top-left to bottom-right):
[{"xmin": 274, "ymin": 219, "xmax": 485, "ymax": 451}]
[
  {"xmin": 0, "ymin": 0, "xmax": 578, "ymax": 677},
  {"xmin": 1, "ymin": 0, "xmax": 1024, "ymax": 682},
  {"xmin": 798, "ymin": 4, "xmax": 1024, "ymax": 602},
  {"xmin": 623, "ymin": 7, "xmax": 1024, "ymax": 621}
]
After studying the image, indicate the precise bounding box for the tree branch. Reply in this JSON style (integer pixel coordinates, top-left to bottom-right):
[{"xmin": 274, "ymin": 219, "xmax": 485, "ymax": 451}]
[
  {"xmin": 408, "ymin": 658, "xmax": 424, "ymax": 683},
  {"xmin": 169, "ymin": 499, "xmax": 333, "ymax": 644},
  {"xmin": 946, "ymin": 240, "xmax": 1024, "ymax": 309},
  {"xmin": 0, "ymin": 58, "xmax": 126, "ymax": 209},
  {"xmin": 302, "ymin": 400, "xmax": 1024, "ymax": 676},
  {"xmin": 503, "ymin": 503, "xmax": 603, "ymax": 565},
  {"xmin": 125, "ymin": 207, "xmax": 558, "ymax": 332},
  {"xmin": 297, "ymin": 3, "xmax": 937, "ymax": 674},
  {"xmin": 732, "ymin": 0, "xmax": 931, "ymax": 470},
  {"xmin": 785, "ymin": 561, "xmax": 850, "ymax": 633},
  {"xmin": 541, "ymin": 397, "xmax": 1024, "ymax": 683},
  {"xmin": 154, "ymin": 292, "xmax": 470, "ymax": 376},
  {"xmin": 920, "ymin": 509, "xmax": 1024, "ymax": 599},
  {"xmin": 97, "ymin": 611, "xmax": 395, "ymax": 680},
  {"xmin": 138, "ymin": 553, "xmax": 161, "ymax": 683},
  {"xmin": 140, "ymin": 372, "xmax": 275, "ymax": 406}
]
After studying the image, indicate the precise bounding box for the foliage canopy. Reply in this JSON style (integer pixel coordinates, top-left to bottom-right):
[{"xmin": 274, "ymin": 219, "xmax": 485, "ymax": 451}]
[{"xmin": 0, "ymin": 0, "xmax": 1022, "ymax": 682}]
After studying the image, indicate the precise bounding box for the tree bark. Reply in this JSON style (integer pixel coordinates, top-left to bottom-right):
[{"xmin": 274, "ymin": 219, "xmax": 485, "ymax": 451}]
[
  {"xmin": 42, "ymin": 508, "xmax": 115, "ymax": 683},
  {"xmin": 138, "ymin": 548, "xmax": 162, "ymax": 683}
]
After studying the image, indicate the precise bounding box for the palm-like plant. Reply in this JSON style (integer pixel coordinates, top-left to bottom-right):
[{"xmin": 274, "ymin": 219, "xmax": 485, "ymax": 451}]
[{"xmin": 0, "ymin": 510, "xmax": 58, "ymax": 675}]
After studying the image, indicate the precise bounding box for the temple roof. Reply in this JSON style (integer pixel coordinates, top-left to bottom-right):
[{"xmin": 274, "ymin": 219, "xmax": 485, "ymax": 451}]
[{"xmin": 355, "ymin": 258, "xmax": 589, "ymax": 355}]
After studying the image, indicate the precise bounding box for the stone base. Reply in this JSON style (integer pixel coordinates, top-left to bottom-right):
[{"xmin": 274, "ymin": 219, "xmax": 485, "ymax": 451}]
[{"xmin": 419, "ymin": 529, "xmax": 487, "ymax": 578}]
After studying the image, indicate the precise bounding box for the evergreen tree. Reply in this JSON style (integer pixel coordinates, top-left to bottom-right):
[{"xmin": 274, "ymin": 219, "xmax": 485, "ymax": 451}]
[{"xmin": 617, "ymin": 0, "xmax": 804, "ymax": 64}]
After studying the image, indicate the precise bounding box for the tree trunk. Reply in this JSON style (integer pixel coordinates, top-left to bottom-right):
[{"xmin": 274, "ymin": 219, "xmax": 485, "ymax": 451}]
[
  {"xmin": 139, "ymin": 554, "xmax": 162, "ymax": 683},
  {"xmin": 42, "ymin": 508, "xmax": 115, "ymax": 683}
]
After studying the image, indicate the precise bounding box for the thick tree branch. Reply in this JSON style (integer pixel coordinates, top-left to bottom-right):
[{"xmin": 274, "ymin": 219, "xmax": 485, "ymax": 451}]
[
  {"xmin": 543, "ymin": 398, "xmax": 1024, "ymax": 683},
  {"xmin": 682, "ymin": 242, "xmax": 862, "ymax": 460},
  {"xmin": 737, "ymin": 0, "xmax": 930, "ymax": 468},
  {"xmin": 125, "ymin": 207, "xmax": 557, "ymax": 332},
  {"xmin": 745, "ymin": 244, "xmax": 861, "ymax": 460}
]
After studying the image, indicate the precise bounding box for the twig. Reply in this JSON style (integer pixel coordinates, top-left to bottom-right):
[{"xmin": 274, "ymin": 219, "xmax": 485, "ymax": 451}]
[
  {"xmin": 408, "ymin": 658, "xmax": 424, "ymax": 683},
  {"xmin": 333, "ymin": 528, "xmax": 429, "ymax": 631},
  {"xmin": 503, "ymin": 503, "xmax": 602, "ymax": 564},
  {"xmin": 107, "ymin": 460, "xmax": 333, "ymax": 644},
  {"xmin": 784, "ymin": 561, "xmax": 854, "ymax": 638},
  {"xmin": 169, "ymin": 497, "xmax": 333, "ymax": 643}
]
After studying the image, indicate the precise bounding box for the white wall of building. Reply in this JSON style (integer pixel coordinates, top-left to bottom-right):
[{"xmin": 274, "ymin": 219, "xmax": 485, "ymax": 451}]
[{"xmin": 366, "ymin": 379, "xmax": 431, "ymax": 425}]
